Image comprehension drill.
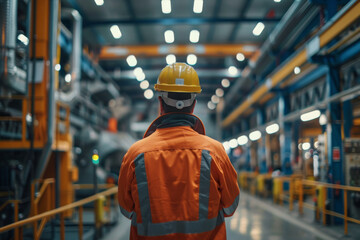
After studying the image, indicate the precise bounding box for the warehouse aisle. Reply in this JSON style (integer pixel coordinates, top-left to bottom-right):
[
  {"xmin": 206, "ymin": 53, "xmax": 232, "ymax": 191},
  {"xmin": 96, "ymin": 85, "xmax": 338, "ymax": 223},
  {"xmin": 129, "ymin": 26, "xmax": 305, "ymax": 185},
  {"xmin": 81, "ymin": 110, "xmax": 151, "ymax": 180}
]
[{"xmin": 103, "ymin": 192, "xmax": 336, "ymax": 240}]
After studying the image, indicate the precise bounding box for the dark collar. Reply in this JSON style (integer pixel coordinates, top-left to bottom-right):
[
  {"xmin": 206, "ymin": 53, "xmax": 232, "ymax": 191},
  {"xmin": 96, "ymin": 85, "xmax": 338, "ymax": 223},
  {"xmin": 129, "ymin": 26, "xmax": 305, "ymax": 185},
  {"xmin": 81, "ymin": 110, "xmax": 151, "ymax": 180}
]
[{"xmin": 143, "ymin": 113, "xmax": 205, "ymax": 138}]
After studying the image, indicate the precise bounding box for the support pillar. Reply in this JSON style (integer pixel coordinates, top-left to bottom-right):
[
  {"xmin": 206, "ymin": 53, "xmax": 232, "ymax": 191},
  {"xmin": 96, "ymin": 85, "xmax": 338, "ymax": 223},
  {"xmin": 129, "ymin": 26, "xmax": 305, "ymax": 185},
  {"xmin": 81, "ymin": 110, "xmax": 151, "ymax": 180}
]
[
  {"xmin": 279, "ymin": 94, "xmax": 292, "ymax": 175},
  {"xmin": 257, "ymin": 109, "xmax": 267, "ymax": 173}
]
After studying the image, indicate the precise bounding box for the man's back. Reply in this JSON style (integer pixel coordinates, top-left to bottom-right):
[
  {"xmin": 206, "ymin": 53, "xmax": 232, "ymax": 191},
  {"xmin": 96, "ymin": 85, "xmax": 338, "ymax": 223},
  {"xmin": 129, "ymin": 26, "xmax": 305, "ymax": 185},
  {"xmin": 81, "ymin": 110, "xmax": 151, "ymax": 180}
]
[{"xmin": 118, "ymin": 114, "xmax": 240, "ymax": 240}]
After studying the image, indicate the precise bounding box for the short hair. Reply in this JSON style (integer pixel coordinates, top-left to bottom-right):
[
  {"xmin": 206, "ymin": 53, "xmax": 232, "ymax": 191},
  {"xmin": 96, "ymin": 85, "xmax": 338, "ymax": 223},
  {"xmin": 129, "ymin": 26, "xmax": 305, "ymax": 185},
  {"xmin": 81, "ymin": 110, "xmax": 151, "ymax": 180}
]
[{"xmin": 160, "ymin": 92, "xmax": 195, "ymax": 113}]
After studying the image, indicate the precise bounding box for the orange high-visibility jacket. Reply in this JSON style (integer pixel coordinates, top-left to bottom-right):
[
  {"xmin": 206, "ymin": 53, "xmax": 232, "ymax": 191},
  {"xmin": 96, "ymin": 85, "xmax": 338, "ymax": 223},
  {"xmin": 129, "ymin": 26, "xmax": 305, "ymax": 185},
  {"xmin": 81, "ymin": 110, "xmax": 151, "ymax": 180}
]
[{"xmin": 118, "ymin": 113, "xmax": 240, "ymax": 240}]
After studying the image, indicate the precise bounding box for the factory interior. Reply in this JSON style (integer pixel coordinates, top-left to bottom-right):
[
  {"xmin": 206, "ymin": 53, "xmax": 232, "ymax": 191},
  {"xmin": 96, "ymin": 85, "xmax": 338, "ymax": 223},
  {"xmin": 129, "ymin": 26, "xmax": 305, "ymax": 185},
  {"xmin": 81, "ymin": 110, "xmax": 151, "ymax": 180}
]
[{"xmin": 0, "ymin": 0, "xmax": 360, "ymax": 239}]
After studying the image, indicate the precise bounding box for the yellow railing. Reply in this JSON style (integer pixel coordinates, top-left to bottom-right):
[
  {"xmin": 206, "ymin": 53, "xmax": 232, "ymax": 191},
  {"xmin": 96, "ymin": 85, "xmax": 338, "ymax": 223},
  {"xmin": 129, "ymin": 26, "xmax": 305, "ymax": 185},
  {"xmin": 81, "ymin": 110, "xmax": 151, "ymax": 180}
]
[{"xmin": 0, "ymin": 186, "xmax": 118, "ymax": 240}]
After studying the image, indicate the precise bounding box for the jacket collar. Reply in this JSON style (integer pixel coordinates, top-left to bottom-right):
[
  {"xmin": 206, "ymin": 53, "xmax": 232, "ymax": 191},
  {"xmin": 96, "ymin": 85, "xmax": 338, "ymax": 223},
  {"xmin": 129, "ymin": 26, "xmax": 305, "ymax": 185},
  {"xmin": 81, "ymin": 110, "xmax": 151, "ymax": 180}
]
[{"xmin": 143, "ymin": 113, "xmax": 205, "ymax": 138}]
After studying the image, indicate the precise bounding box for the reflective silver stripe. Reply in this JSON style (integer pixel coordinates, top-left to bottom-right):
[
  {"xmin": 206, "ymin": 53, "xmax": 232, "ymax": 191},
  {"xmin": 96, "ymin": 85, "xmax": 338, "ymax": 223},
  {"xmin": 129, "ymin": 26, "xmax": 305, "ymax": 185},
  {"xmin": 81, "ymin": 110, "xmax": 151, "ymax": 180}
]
[
  {"xmin": 223, "ymin": 194, "xmax": 239, "ymax": 215},
  {"xmin": 199, "ymin": 150, "xmax": 212, "ymax": 219},
  {"xmin": 136, "ymin": 211, "xmax": 224, "ymax": 236},
  {"xmin": 134, "ymin": 153, "xmax": 152, "ymax": 223},
  {"xmin": 119, "ymin": 205, "xmax": 134, "ymax": 219}
]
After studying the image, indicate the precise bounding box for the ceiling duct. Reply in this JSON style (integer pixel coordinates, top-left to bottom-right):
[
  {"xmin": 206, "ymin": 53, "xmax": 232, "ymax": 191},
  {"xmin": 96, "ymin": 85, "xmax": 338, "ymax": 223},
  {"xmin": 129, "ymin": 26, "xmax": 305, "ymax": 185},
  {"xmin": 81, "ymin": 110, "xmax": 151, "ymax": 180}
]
[
  {"xmin": 59, "ymin": 9, "xmax": 82, "ymax": 103},
  {"xmin": 225, "ymin": 0, "xmax": 316, "ymax": 104},
  {"xmin": 0, "ymin": 0, "xmax": 18, "ymax": 93}
]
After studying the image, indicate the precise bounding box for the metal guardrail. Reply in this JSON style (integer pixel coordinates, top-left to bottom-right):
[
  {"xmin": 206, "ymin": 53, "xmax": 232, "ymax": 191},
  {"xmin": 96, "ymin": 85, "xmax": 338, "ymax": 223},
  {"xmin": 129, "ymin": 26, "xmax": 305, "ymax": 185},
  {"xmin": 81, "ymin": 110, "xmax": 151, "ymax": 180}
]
[{"xmin": 0, "ymin": 186, "xmax": 118, "ymax": 240}]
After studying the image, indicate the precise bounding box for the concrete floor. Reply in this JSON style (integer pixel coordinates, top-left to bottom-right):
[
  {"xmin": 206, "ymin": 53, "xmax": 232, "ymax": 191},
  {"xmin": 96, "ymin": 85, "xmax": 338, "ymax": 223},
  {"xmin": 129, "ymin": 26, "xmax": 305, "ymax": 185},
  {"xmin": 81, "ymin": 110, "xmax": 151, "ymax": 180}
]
[{"xmin": 101, "ymin": 192, "xmax": 345, "ymax": 240}]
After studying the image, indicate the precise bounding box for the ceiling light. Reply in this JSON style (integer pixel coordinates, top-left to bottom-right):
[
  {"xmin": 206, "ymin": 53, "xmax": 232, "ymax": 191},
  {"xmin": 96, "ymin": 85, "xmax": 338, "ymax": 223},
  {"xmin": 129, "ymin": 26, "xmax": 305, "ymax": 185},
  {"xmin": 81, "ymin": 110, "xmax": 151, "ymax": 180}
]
[
  {"xmin": 133, "ymin": 67, "xmax": 143, "ymax": 77},
  {"xmin": 94, "ymin": 0, "xmax": 104, "ymax": 6},
  {"xmin": 221, "ymin": 78, "xmax": 230, "ymax": 88},
  {"xmin": 189, "ymin": 30, "xmax": 200, "ymax": 43},
  {"xmin": 223, "ymin": 141, "xmax": 230, "ymax": 151},
  {"xmin": 164, "ymin": 30, "xmax": 174, "ymax": 43},
  {"xmin": 55, "ymin": 64, "xmax": 61, "ymax": 71},
  {"xmin": 300, "ymin": 110, "xmax": 321, "ymax": 122},
  {"xmin": 161, "ymin": 0, "xmax": 171, "ymax": 14},
  {"xmin": 314, "ymin": 141, "xmax": 319, "ymax": 149},
  {"xmin": 229, "ymin": 139, "xmax": 238, "ymax": 149},
  {"xmin": 302, "ymin": 142, "xmax": 311, "ymax": 150},
  {"xmin": 249, "ymin": 130, "xmax": 261, "ymax": 141},
  {"xmin": 110, "ymin": 25, "xmax": 122, "ymax": 39},
  {"xmin": 237, "ymin": 135, "xmax": 248, "ymax": 145},
  {"xmin": 17, "ymin": 34, "xmax": 29, "ymax": 45},
  {"xmin": 140, "ymin": 80, "xmax": 149, "ymax": 89},
  {"xmin": 319, "ymin": 114, "xmax": 327, "ymax": 125},
  {"xmin": 126, "ymin": 55, "xmax": 137, "ymax": 67},
  {"xmin": 144, "ymin": 89, "xmax": 154, "ymax": 99},
  {"xmin": 274, "ymin": 0, "xmax": 281, "ymax": 2},
  {"xmin": 253, "ymin": 22, "xmax": 265, "ymax": 36},
  {"xmin": 193, "ymin": 0, "xmax": 203, "ymax": 13},
  {"xmin": 211, "ymin": 95, "xmax": 219, "ymax": 104},
  {"xmin": 187, "ymin": 54, "xmax": 197, "ymax": 65},
  {"xmin": 294, "ymin": 66, "xmax": 301, "ymax": 75},
  {"xmin": 65, "ymin": 74, "xmax": 71, "ymax": 83},
  {"xmin": 136, "ymin": 72, "xmax": 145, "ymax": 81},
  {"xmin": 208, "ymin": 101, "xmax": 216, "ymax": 110},
  {"xmin": 166, "ymin": 54, "xmax": 176, "ymax": 65},
  {"xmin": 236, "ymin": 53, "xmax": 245, "ymax": 61},
  {"xmin": 215, "ymin": 88, "xmax": 224, "ymax": 97},
  {"xmin": 266, "ymin": 123, "xmax": 279, "ymax": 134},
  {"xmin": 228, "ymin": 66, "xmax": 238, "ymax": 76}
]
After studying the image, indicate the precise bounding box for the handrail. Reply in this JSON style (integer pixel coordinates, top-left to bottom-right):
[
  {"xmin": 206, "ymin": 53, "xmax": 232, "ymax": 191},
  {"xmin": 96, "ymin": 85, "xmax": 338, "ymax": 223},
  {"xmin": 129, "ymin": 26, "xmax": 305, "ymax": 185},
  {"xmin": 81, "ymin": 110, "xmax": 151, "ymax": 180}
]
[
  {"xmin": 0, "ymin": 186, "xmax": 118, "ymax": 237},
  {"xmin": 73, "ymin": 184, "xmax": 116, "ymax": 190}
]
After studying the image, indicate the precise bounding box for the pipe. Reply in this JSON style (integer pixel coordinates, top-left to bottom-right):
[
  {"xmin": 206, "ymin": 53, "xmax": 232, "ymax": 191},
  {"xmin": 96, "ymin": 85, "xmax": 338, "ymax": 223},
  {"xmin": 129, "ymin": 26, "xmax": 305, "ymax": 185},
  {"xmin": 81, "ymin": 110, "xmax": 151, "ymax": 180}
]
[
  {"xmin": 225, "ymin": 0, "xmax": 313, "ymax": 103},
  {"xmin": 59, "ymin": 9, "xmax": 82, "ymax": 103},
  {"xmin": 0, "ymin": 0, "xmax": 18, "ymax": 92},
  {"xmin": 35, "ymin": 0, "xmax": 58, "ymax": 180}
]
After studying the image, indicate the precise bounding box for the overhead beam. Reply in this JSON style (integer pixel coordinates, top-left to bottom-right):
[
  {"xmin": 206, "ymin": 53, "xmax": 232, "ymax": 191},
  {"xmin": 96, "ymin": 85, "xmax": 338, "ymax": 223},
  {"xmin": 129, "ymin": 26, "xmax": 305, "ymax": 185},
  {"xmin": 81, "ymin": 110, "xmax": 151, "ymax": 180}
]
[
  {"xmin": 99, "ymin": 44, "xmax": 258, "ymax": 59},
  {"xmin": 83, "ymin": 17, "xmax": 281, "ymax": 27},
  {"xmin": 222, "ymin": 0, "xmax": 360, "ymax": 128}
]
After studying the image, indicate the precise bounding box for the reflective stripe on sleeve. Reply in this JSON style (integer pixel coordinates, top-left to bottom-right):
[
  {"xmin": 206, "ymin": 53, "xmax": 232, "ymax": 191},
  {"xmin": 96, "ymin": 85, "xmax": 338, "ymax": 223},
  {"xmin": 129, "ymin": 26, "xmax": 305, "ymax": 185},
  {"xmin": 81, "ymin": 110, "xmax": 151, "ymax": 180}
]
[
  {"xmin": 134, "ymin": 153, "xmax": 152, "ymax": 223},
  {"xmin": 199, "ymin": 150, "xmax": 212, "ymax": 219},
  {"xmin": 223, "ymin": 194, "xmax": 239, "ymax": 215},
  {"xmin": 120, "ymin": 205, "xmax": 134, "ymax": 219},
  {"xmin": 136, "ymin": 211, "xmax": 224, "ymax": 236}
]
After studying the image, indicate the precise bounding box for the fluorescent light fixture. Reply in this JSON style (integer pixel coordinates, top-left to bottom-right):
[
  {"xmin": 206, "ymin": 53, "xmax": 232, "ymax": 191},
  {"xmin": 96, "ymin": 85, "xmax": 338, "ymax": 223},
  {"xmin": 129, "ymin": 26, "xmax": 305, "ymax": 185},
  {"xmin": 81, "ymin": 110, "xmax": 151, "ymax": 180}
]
[
  {"xmin": 300, "ymin": 110, "xmax": 321, "ymax": 122},
  {"xmin": 187, "ymin": 54, "xmax": 197, "ymax": 65},
  {"xmin": 211, "ymin": 95, "xmax": 219, "ymax": 104},
  {"xmin": 164, "ymin": 30, "xmax": 174, "ymax": 43},
  {"xmin": 215, "ymin": 88, "xmax": 224, "ymax": 97},
  {"xmin": 223, "ymin": 141, "xmax": 230, "ymax": 151},
  {"xmin": 65, "ymin": 74, "xmax": 71, "ymax": 83},
  {"xmin": 94, "ymin": 0, "xmax": 104, "ymax": 6},
  {"xmin": 17, "ymin": 34, "xmax": 29, "ymax": 45},
  {"xmin": 189, "ymin": 30, "xmax": 200, "ymax": 43},
  {"xmin": 166, "ymin": 54, "xmax": 176, "ymax": 65},
  {"xmin": 140, "ymin": 80, "xmax": 149, "ymax": 89},
  {"xmin": 294, "ymin": 66, "xmax": 301, "ymax": 75},
  {"xmin": 126, "ymin": 55, "xmax": 137, "ymax": 67},
  {"xmin": 314, "ymin": 141, "xmax": 319, "ymax": 149},
  {"xmin": 229, "ymin": 139, "xmax": 238, "ymax": 149},
  {"xmin": 302, "ymin": 142, "xmax": 311, "ymax": 150},
  {"xmin": 274, "ymin": 0, "xmax": 281, "ymax": 2},
  {"xmin": 221, "ymin": 78, "xmax": 230, "ymax": 88},
  {"xmin": 249, "ymin": 130, "xmax": 261, "ymax": 141},
  {"xmin": 237, "ymin": 135, "xmax": 248, "ymax": 146},
  {"xmin": 161, "ymin": 0, "xmax": 171, "ymax": 14},
  {"xmin": 144, "ymin": 89, "xmax": 154, "ymax": 99},
  {"xmin": 193, "ymin": 0, "xmax": 203, "ymax": 13},
  {"xmin": 319, "ymin": 114, "xmax": 327, "ymax": 125},
  {"xmin": 55, "ymin": 64, "xmax": 61, "ymax": 71},
  {"xmin": 110, "ymin": 25, "xmax": 122, "ymax": 39},
  {"xmin": 228, "ymin": 66, "xmax": 238, "ymax": 76},
  {"xmin": 133, "ymin": 67, "xmax": 143, "ymax": 77},
  {"xmin": 208, "ymin": 101, "xmax": 216, "ymax": 110},
  {"xmin": 266, "ymin": 123, "xmax": 279, "ymax": 134},
  {"xmin": 253, "ymin": 22, "xmax": 265, "ymax": 36},
  {"xmin": 236, "ymin": 53, "xmax": 245, "ymax": 61}
]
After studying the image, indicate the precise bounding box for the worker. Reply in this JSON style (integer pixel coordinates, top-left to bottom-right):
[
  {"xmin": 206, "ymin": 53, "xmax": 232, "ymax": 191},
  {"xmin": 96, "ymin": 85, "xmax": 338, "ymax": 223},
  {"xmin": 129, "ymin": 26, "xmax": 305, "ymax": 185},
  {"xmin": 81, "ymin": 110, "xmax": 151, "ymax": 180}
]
[{"xmin": 118, "ymin": 63, "xmax": 240, "ymax": 239}]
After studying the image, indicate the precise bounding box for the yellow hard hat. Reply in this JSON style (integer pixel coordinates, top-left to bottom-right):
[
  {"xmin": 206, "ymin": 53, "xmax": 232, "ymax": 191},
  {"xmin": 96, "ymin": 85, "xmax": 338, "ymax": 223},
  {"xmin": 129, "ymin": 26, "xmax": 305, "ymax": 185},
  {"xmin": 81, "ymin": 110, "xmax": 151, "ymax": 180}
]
[{"xmin": 154, "ymin": 62, "xmax": 201, "ymax": 93}]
